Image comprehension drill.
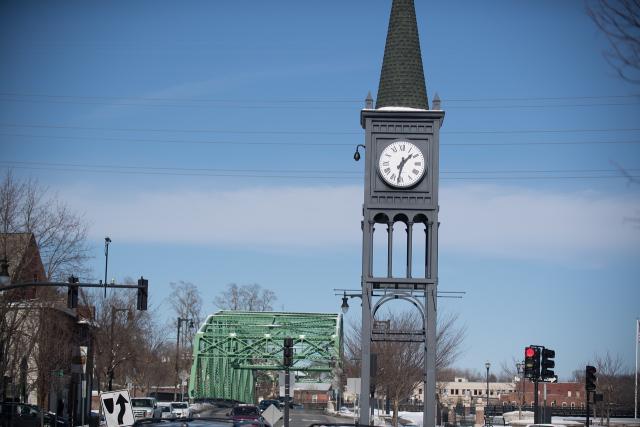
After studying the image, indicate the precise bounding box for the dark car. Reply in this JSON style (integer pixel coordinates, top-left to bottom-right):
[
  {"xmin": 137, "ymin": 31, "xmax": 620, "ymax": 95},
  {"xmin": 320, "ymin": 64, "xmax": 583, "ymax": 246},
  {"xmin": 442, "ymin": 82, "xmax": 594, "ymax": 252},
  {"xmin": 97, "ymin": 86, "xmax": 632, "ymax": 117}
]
[
  {"xmin": 276, "ymin": 397, "xmax": 299, "ymax": 409},
  {"xmin": 134, "ymin": 418, "xmax": 234, "ymax": 427},
  {"xmin": 228, "ymin": 405, "xmax": 264, "ymax": 427},
  {"xmin": 0, "ymin": 402, "xmax": 62, "ymax": 427},
  {"xmin": 258, "ymin": 400, "xmax": 280, "ymax": 412}
]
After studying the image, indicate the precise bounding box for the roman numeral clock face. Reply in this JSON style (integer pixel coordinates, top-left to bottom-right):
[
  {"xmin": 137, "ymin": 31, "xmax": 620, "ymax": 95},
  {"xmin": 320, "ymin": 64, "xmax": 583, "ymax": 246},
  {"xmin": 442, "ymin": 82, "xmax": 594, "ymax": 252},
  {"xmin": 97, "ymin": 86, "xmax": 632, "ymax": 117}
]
[{"xmin": 377, "ymin": 140, "xmax": 426, "ymax": 188}]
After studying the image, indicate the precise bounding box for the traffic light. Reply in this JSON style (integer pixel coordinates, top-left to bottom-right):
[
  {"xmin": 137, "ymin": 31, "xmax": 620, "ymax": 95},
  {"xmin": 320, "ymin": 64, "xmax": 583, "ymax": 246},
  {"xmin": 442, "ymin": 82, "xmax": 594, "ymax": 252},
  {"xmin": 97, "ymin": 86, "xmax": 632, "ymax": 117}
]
[
  {"xmin": 541, "ymin": 348, "xmax": 555, "ymax": 380},
  {"xmin": 67, "ymin": 275, "xmax": 79, "ymax": 309},
  {"xmin": 524, "ymin": 346, "xmax": 540, "ymax": 379},
  {"xmin": 137, "ymin": 276, "xmax": 148, "ymax": 310},
  {"xmin": 586, "ymin": 365, "xmax": 597, "ymax": 391},
  {"xmin": 283, "ymin": 337, "xmax": 294, "ymax": 367}
]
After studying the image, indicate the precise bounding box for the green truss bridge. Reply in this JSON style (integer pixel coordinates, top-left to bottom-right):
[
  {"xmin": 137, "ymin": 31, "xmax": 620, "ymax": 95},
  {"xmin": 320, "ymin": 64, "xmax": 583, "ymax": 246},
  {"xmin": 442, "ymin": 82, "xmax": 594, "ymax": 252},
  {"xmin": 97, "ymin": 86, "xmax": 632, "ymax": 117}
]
[{"xmin": 189, "ymin": 311, "xmax": 343, "ymax": 403}]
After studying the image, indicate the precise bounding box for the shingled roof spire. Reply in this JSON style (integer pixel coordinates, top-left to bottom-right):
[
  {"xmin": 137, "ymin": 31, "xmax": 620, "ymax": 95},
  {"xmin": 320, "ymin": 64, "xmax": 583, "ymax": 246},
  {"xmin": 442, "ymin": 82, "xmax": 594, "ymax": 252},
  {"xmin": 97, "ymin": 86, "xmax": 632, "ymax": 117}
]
[{"xmin": 376, "ymin": 0, "xmax": 428, "ymax": 110}]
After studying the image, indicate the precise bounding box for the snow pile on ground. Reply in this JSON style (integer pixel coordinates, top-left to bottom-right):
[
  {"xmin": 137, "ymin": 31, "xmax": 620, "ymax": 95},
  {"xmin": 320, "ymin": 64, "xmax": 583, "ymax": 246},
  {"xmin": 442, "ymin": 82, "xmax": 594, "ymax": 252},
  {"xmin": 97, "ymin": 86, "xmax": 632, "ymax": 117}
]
[{"xmin": 397, "ymin": 411, "xmax": 423, "ymax": 427}]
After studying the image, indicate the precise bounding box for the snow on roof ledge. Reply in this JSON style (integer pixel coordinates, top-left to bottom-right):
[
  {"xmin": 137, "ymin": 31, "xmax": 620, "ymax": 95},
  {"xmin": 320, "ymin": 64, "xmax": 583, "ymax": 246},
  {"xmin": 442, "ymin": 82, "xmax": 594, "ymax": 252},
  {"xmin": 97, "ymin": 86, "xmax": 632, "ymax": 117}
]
[{"xmin": 377, "ymin": 106, "xmax": 428, "ymax": 111}]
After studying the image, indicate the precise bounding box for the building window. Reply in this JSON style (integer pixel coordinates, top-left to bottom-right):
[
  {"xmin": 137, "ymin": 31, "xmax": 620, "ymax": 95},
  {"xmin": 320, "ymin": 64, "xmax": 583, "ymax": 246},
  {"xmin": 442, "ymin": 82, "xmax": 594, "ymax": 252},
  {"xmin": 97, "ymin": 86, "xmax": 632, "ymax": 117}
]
[
  {"xmin": 571, "ymin": 403, "xmax": 575, "ymax": 409},
  {"xmin": 562, "ymin": 402, "xmax": 567, "ymax": 408},
  {"xmin": 576, "ymin": 391, "xmax": 580, "ymax": 398},
  {"xmin": 312, "ymin": 394, "xmax": 318, "ymax": 403},
  {"xmin": 473, "ymin": 390, "xmax": 477, "ymax": 396},
  {"xmin": 568, "ymin": 391, "xmax": 572, "ymax": 397},
  {"xmin": 551, "ymin": 402, "xmax": 556, "ymax": 407},
  {"xmin": 419, "ymin": 389, "xmax": 422, "ymax": 394}
]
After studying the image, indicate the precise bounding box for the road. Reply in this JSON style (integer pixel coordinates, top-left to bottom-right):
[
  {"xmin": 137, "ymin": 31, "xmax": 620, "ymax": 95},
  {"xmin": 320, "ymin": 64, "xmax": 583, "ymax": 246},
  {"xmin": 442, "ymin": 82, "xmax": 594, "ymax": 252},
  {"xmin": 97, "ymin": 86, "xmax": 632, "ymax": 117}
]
[
  {"xmin": 195, "ymin": 405, "xmax": 353, "ymax": 427},
  {"xmin": 282, "ymin": 408, "xmax": 352, "ymax": 427}
]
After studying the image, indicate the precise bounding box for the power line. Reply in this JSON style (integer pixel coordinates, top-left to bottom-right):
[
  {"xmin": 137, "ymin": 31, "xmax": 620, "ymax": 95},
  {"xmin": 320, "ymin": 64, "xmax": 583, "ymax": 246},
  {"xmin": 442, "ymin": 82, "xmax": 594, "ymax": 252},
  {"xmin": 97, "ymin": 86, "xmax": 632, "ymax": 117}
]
[
  {"xmin": 0, "ymin": 95, "xmax": 638, "ymax": 110},
  {"xmin": 0, "ymin": 91, "xmax": 637, "ymax": 103},
  {"xmin": 3, "ymin": 132, "xmax": 640, "ymax": 148},
  {"xmin": 0, "ymin": 132, "xmax": 351, "ymax": 146},
  {"xmin": 1, "ymin": 164, "xmax": 633, "ymax": 181},
  {"xmin": 2, "ymin": 122, "xmax": 640, "ymax": 136},
  {"xmin": 1, "ymin": 160, "xmax": 637, "ymax": 181}
]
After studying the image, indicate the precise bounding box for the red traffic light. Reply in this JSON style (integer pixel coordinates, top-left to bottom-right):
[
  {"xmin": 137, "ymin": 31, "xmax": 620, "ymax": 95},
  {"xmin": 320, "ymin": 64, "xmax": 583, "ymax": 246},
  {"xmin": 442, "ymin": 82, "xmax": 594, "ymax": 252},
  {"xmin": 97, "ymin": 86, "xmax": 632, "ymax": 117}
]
[{"xmin": 525, "ymin": 347, "xmax": 535, "ymax": 358}]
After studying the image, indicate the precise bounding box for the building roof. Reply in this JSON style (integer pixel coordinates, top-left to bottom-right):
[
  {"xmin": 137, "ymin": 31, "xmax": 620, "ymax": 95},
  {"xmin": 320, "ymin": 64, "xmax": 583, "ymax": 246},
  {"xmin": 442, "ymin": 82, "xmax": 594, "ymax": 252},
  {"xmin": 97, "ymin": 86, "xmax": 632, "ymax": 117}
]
[
  {"xmin": 1, "ymin": 232, "xmax": 45, "ymax": 283},
  {"xmin": 375, "ymin": 0, "xmax": 428, "ymax": 110},
  {"xmin": 293, "ymin": 382, "xmax": 331, "ymax": 392}
]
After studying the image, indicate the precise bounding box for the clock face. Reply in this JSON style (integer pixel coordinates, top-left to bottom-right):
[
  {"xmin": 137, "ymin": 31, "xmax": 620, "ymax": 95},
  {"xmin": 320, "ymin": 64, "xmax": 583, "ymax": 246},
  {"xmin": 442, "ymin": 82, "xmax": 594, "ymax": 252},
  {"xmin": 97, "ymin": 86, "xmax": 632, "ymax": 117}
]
[{"xmin": 377, "ymin": 140, "xmax": 426, "ymax": 188}]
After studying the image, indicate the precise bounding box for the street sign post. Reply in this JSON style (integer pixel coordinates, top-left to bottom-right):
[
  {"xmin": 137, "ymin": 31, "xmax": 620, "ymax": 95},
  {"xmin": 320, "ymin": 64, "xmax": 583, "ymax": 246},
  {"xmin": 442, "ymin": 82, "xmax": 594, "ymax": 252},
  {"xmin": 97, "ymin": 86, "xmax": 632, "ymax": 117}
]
[
  {"xmin": 100, "ymin": 390, "xmax": 134, "ymax": 427},
  {"xmin": 262, "ymin": 404, "xmax": 283, "ymax": 427}
]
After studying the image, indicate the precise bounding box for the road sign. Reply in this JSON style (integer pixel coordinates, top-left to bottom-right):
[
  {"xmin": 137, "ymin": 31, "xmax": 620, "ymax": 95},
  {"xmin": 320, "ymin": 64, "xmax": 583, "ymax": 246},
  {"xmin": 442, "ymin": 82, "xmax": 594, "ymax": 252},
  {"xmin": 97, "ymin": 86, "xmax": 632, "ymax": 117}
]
[
  {"xmin": 262, "ymin": 404, "xmax": 283, "ymax": 427},
  {"xmin": 100, "ymin": 390, "xmax": 134, "ymax": 427}
]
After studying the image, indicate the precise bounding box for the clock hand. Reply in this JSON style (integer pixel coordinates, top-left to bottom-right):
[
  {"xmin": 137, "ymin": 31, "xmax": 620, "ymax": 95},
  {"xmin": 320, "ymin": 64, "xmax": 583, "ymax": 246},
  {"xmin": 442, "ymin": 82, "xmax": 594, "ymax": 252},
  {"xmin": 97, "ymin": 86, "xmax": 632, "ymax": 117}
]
[{"xmin": 396, "ymin": 155, "xmax": 409, "ymax": 182}]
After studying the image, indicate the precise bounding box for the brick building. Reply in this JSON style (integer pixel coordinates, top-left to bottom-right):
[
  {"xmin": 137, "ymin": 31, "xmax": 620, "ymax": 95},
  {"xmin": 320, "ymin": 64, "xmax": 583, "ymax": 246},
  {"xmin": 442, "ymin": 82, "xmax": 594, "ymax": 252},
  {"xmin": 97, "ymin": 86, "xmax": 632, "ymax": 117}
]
[
  {"xmin": 499, "ymin": 381, "xmax": 586, "ymax": 409},
  {"xmin": 1, "ymin": 232, "xmax": 94, "ymax": 424}
]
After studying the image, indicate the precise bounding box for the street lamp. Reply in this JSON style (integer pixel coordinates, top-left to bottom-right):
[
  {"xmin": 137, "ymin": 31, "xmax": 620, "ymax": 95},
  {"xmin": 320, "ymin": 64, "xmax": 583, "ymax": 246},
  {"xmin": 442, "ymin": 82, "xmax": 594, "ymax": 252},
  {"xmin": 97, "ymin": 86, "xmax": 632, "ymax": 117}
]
[
  {"xmin": 103, "ymin": 237, "xmax": 111, "ymax": 297},
  {"xmin": 108, "ymin": 306, "xmax": 129, "ymax": 391},
  {"xmin": 516, "ymin": 361, "xmax": 524, "ymax": 419},
  {"xmin": 485, "ymin": 361, "xmax": 491, "ymax": 407},
  {"xmin": 175, "ymin": 317, "xmax": 195, "ymax": 401},
  {"xmin": 341, "ymin": 293, "xmax": 349, "ymax": 314}
]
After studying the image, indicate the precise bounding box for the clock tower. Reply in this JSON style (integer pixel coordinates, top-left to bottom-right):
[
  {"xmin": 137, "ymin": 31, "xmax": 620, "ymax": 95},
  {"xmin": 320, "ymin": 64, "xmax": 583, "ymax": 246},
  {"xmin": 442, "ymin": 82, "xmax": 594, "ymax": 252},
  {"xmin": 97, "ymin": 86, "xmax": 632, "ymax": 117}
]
[{"xmin": 358, "ymin": 1, "xmax": 444, "ymax": 426}]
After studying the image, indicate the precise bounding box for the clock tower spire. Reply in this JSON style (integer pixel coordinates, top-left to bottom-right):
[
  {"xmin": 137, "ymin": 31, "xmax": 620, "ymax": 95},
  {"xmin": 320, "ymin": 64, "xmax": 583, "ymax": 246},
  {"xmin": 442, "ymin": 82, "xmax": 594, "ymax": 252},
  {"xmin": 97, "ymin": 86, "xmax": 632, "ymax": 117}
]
[
  {"xmin": 357, "ymin": 2, "xmax": 443, "ymax": 427},
  {"xmin": 376, "ymin": 0, "xmax": 428, "ymax": 109}
]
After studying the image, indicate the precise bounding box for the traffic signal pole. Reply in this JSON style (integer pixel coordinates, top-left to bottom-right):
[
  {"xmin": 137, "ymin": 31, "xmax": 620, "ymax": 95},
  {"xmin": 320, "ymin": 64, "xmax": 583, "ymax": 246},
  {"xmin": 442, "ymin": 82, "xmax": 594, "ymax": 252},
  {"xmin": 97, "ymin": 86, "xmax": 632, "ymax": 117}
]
[
  {"xmin": 283, "ymin": 337, "xmax": 293, "ymax": 427},
  {"xmin": 534, "ymin": 379, "xmax": 539, "ymax": 424},
  {"xmin": 284, "ymin": 367, "xmax": 290, "ymax": 427},
  {"xmin": 586, "ymin": 389, "xmax": 590, "ymax": 427}
]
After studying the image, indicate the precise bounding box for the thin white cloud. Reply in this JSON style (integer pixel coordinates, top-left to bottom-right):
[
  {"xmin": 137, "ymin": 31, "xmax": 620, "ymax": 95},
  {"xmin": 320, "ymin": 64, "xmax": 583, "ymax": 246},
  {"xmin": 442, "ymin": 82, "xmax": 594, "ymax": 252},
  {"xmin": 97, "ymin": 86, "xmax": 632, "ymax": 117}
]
[
  {"xmin": 440, "ymin": 184, "xmax": 640, "ymax": 262},
  {"xmin": 62, "ymin": 183, "xmax": 640, "ymax": 262},
  {"xmin": 68, "ymin": 185, "xmax": 363, "ymax": 247}
]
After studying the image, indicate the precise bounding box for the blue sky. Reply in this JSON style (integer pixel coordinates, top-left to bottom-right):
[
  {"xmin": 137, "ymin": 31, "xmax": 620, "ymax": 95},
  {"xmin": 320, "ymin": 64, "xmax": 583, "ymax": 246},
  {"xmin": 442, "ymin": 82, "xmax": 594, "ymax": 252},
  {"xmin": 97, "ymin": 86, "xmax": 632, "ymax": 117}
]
[{"xmin": 1, "ymin": 1, "xmax": 639, "ymax": 379}]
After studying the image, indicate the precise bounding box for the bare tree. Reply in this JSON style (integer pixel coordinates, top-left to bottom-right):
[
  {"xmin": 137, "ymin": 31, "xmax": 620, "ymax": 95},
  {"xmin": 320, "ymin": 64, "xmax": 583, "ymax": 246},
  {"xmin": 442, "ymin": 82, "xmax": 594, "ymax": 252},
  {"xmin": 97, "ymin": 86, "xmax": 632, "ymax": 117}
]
[
  {"xmin": 0, "ymin": 171, "xmax": 92, "ymax": 280},
  {"xmin": 213, "ymin": 283, "xmax": 277, "ymax": 311},
  {"xmin": 344, "ymin": 309, "xmax": 466, "ymax": 427},
  {"xmin": 1, "ymin": 171, "xmax": 92, "ymax": 403},
  {"xmin": 92, "ymin": 284, "xmax": 161, "ymax": 392},
  {"xmin": 167, "ymin": 281, "xmax": 203, "ymax": 345},
  {"xmin": 593, "ymin": 352, "xmax": 629, "ymax": 425},
  {"xmin": 587, "ymin": 0, "xmax": 640, "ymax": 83}
]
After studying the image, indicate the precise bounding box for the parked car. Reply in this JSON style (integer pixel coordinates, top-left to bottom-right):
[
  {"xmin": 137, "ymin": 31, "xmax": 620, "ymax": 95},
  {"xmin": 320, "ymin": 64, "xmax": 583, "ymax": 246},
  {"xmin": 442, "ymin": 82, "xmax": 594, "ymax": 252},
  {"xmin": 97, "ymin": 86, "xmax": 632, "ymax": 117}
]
[
  {"xmin": 169, "ymin": 402, "xmax": 190, "ymax": 418},
  {"xmin": 130, "ymin": 397, "xmax": 162, "ymax": 420},
  {"xmin": 276, "ymin": 397, "xmax": 299, "ymax": 409},
  {"xmin": 158, "ymin": 403, "xmax": 175, "ymax": 419},
  {"xmin": 0, "ymin": 402, "xmax": 62, "ymax": 427}
]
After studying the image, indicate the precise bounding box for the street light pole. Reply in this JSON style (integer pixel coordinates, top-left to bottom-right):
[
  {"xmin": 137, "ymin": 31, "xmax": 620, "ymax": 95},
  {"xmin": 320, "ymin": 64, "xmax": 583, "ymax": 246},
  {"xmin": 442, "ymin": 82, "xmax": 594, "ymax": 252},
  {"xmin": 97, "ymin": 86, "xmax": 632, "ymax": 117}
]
[
  {"xmin": 175, "ymin": 317, "xmax": 194, "ymax": 401},
  {"xmin": 174, "ymin": 318, "xmax": 182, "ymax": 401},
  {"xmin": 516, "ymin": 361, "xmax": 524, "ymax": 420},
  {"xmin": 108, "ymin": 306, "xmax": 128, "ymax": 391},
  {"xmin": 485, "ymin": 362, "xmax": 491, "ymax": 412},
  {"xmin": 104, "ymin": 237, "xmax": 111, "ymax": 297}
]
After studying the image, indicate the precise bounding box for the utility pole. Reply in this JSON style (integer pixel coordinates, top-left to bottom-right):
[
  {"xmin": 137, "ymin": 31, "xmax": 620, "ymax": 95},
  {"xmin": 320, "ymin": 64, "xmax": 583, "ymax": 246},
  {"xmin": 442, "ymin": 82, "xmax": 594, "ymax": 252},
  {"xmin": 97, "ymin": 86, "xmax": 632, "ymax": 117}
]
[
  {"xmin": 108, "ymin": 306, "xmax": 128, "ymax": 391},
  {"xmin": 174, "ymin": 317, "xmax": 194, "ymax": 401},
  {"xmin": 104, "ymin": 237, "xmax": 111, "ymax": 297},
  {"xmin": 283, "ymin": 338, "xmax": 294, "ymax": 427},
  {"xmin": 175, "ymin": 318, "xmax": 182, "ymax": 401}
]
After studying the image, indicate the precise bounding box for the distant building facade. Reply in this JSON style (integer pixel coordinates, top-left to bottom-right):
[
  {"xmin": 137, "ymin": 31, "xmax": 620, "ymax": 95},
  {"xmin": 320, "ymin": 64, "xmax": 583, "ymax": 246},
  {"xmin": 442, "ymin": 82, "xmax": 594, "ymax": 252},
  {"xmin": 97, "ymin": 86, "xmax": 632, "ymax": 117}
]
[
  {"xmin": 1, "ymin": 232, "xmax": 94, "ymax": 424},
  {"xmin": 412, "ymin": 377, "xmax": 518, "ymax": 406},
  {"xmin": 499, "ymin": 381, "xmax": 586, "ymax": 409}
]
